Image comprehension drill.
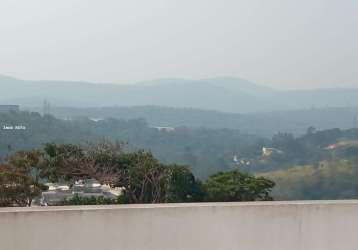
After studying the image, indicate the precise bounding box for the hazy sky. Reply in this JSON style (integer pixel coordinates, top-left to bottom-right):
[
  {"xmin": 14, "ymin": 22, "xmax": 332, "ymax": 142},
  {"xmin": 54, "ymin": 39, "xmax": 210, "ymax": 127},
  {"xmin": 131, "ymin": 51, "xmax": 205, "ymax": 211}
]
[{"xmin": 0, "ymin": 0, "xmax": 357, "ymax": 89}]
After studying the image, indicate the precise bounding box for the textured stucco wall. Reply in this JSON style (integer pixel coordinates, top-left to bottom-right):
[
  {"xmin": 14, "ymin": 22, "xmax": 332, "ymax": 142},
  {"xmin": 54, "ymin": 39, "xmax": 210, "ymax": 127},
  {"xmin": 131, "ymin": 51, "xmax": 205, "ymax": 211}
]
[{"xmin": 0, "ymin": 201, "xmax": 358, "ymax": 250}]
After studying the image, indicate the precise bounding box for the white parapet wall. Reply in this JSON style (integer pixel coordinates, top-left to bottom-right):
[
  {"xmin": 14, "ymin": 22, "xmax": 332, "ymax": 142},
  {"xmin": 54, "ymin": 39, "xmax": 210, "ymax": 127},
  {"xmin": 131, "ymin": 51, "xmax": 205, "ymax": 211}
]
[{"xmin": 1, "ymin": 200, "xmax": 358, "ymax": 250}]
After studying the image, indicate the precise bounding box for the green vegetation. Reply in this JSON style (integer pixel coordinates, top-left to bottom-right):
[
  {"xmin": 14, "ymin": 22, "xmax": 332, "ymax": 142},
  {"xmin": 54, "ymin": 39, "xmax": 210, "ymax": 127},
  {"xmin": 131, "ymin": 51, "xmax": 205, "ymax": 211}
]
[
  {"xmin": 204, "ymin": 170, "xmax": 275, "ymax": 202},
  {"xmin": 0, "ymin": 111, "xmax": 262, "ymax": 178},
  {"xmin": 0, "ymin": 142, "xmax": 274, "ymax": 207},
  {"xmin": 62, "ymin": 195, "xmax": 121, "ymax": 206},
  {"xmin": 261, "ymin": 159, "xmax": 358, "ymax": 200},
  {"xmin": 0, "ymin": 170, "xmax": 36, "ymax": 206},
  {"xmin": 2, "ymin": 111, "xmax": 358, "ymax": 202},
  {"xmin": 34, "ymin": 105, "xmax": 358, "ymax": 137},
  {"xmin": 0, "ymin": 165, "xmax": 42, "ymax": 207}
]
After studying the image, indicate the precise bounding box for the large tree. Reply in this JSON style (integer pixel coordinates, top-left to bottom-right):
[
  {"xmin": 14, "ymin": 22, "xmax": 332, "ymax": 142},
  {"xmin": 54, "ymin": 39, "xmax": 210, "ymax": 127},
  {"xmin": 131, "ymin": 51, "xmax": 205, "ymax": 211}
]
[
  {"xmin": 40, "ymin": 142, "xmax": 122, "ymax": 184},
  {"xmin": 203, "ymin": 169, "xmax": 275, "ymax": 202},
  {"xmin": 0, "ymin": 165, "xmax": 41, "ymax": 207},
  {"xmin": 116, "ymin": 151, "xmax": 167, "ymax": 203},
  {"xmin": 164, "ymin": 164, "xmax": 204, "ymax": 203}
]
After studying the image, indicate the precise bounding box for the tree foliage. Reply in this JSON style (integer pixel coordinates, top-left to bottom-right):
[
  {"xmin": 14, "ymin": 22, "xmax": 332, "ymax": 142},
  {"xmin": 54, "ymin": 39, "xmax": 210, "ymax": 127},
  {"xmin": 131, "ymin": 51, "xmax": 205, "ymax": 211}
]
[
  {"xmin": 0, "ymin": 142, "xmax": 276, "ymax": 206},
  {"xmin": 164, "ymin": 164, "xmax": 204, "ymax": 203},
  {"xmin": 40, "ymin": 142, "xmax": 122, "ymax": 184},
  {"xmin": 61, "ymin": 194, "xmax": 121, "ymax": 206},
  {"xmin": 203, "ymin": 169, "xmax": 275, "ymax": 202},
  {"xmin": 0, "ymin": 165, "xmax": 41, "ymax": 207}
]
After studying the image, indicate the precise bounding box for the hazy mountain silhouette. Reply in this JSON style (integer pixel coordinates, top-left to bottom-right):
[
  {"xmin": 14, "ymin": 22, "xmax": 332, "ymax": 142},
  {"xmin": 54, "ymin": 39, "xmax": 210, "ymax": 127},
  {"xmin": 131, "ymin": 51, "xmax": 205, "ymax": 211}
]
[{"xmin": 1, "ymin": 74, "xmax": 358, "ymax": 113}]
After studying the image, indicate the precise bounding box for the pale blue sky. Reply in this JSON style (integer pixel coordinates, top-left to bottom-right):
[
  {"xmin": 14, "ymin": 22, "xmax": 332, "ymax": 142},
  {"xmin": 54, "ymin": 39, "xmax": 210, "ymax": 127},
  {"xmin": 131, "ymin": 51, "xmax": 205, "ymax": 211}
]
[{"xmin": 0, "ymin": 0, "xmax": 357, "ymax": 89}]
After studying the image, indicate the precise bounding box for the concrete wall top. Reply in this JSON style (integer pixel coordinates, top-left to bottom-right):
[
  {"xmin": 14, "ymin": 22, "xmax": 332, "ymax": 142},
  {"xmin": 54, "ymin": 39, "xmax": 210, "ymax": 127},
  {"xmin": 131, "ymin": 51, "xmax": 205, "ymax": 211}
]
[
  {"xmin": 1, "ymin": 200, "xmax": 358, "ymax": 250},
  {"xmin": 2, "ymin": 199, "xmax": 358, "ymax": 212}
]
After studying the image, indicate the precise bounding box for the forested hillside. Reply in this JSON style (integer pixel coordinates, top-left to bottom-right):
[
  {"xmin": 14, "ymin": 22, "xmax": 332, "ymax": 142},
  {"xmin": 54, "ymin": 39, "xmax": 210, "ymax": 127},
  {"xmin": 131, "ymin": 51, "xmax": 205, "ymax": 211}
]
[
  {"xmin": 0, "ymin": 111, "xmax": 262, "ymax": 178},
  {"xmin": 3, "ymin": 111, "xmax": 358, "ymax": 200},
  {"xmin": 27, "ymin": 105, "xmax": 358, "ymax": 137}
]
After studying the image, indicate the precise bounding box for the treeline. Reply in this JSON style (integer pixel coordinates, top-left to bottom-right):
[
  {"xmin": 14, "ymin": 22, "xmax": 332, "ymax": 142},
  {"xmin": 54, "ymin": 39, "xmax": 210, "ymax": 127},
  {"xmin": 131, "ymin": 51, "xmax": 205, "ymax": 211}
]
[
  {"xmin": 27, "ymin": 105, "xmax": 358, "ymax": 137},
  {"xmin": 0, "ymin": 142, "xmax": 275, "ymax": 207}
]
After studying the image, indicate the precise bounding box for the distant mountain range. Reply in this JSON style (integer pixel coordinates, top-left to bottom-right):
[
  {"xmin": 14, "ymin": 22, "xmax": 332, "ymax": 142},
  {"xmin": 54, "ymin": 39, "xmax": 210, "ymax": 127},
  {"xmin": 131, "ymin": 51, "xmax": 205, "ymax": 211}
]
[{"xmin": 1, "ymin": 74, "xmax": 358, "ymax": 113}]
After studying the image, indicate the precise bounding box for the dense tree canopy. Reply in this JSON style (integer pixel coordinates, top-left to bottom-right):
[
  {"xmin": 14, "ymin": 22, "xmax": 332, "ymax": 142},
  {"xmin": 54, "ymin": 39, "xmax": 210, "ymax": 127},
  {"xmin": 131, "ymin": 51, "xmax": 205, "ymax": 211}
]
[
  {"xmin": 0, "ymin": 142, "xmax": 276, "ymax": 206},
  {"xmin": 203, "ymin": 170, "xmax": 275, "ymax": 202}
]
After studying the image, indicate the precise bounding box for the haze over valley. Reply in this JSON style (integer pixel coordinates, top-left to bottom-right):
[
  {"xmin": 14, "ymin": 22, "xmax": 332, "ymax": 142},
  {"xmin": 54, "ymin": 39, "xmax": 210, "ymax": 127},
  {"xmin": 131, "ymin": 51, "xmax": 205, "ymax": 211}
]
[{"xmin": 2, "ymin": 75, "xmax": 358, "ymax": 114}]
